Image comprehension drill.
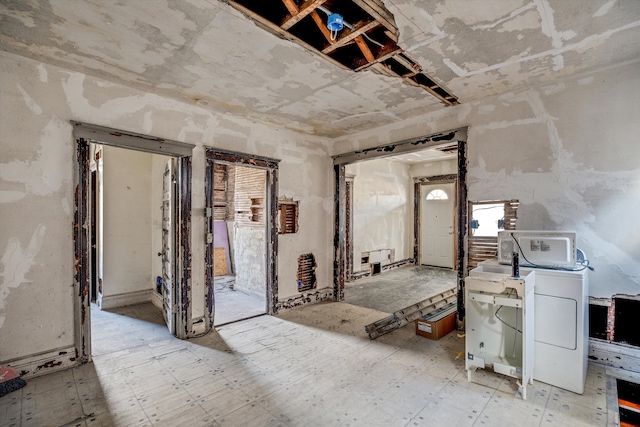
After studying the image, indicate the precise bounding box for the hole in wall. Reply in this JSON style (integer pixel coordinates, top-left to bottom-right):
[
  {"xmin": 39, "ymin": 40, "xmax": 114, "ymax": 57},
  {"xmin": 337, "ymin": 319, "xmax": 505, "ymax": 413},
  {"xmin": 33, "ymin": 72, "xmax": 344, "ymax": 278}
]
[
  {"xmin": 297, "ymin": 253, "xmax": 317, "ymax": 292},
  {"xmin": 614, "ymin": 298, "xmax": 640, "ymax": 347},
  {"xmin": 589, "ymin": 304, "xmax": 608, "ymax": 340},
  {"xmin": 371, "ymin": 262, "xmax": 381, "ymax": 276}
]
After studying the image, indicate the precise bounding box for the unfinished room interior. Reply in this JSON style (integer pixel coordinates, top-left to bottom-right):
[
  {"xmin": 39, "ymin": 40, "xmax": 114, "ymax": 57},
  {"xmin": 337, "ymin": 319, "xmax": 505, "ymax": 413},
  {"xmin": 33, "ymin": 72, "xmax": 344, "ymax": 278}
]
[{"xmin": 0, "ymin": 0, "xmax": 639, "ymax": 426}]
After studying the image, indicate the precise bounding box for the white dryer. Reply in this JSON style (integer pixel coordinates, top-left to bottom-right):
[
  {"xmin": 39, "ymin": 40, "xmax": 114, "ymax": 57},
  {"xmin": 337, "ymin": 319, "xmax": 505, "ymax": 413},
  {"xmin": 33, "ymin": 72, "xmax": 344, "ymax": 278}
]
[{"xmin": 471, "ymin": 259, "xmax": 589, "ymax": 394}]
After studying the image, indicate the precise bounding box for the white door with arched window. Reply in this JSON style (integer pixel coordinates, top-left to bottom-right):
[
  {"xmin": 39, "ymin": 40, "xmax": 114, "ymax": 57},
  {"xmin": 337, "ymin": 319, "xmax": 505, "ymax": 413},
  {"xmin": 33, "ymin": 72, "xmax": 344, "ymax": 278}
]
[{"xmin": 420, "ymin": 182, "xmax": 455, "ymax": 268}]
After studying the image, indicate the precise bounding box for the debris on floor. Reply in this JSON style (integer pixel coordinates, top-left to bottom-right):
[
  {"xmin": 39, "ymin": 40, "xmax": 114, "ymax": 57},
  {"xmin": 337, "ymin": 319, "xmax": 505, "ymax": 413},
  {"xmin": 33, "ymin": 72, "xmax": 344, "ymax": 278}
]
[
  {"xmin": 364, "ymin": 288, "xmax": 456, "ymax": 339},
  {"xmin": 0, "ymin": 365, "xmax": 26, "ymax": 397}
]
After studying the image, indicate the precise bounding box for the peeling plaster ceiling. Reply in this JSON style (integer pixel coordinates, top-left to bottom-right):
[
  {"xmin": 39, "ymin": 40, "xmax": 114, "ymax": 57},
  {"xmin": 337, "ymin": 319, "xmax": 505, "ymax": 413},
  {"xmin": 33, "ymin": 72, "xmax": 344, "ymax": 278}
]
[{"xmin": 1, "ymin": 0, "xmax": 639, "ymax": 137}]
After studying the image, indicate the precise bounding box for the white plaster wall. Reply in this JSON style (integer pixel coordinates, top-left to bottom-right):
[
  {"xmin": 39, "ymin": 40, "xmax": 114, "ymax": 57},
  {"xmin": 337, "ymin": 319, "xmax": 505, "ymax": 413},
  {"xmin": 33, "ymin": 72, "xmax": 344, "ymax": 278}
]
[
  {"xmin": 410, "ymin": 159, "xmax": 458, "ymax": 178},
  {"xmin": 0, "ymin": 51, "xmax": 332, "ymax": 362},
  {"xmin": 101, "ymin": 146, "xmax": 153, "ymax": 301},
  {"xmin": 345, "ymin": 159, "xmax": 413, "ymax": 271},
  {"xmin": 334, "ymin": 62, "xmax": 640, "ymax": 298}
]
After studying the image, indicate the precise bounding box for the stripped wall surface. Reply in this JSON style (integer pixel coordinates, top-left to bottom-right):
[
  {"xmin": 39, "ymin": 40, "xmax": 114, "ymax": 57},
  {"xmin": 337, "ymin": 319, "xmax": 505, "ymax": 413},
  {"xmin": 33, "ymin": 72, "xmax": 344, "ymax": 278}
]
[
  {"xmin": 0, "ymin": 51, "xmax": 332, "ymax": 366},
  {"xmin": 345, "ymin": 158, "xmax": 413, "ymax": 271},
  {"xmin": 233, "ymin": 166, "xmax": 267, "ymax": 296},
  {"xmin": 333, "ymin": 61, "xmax": 640, "ymax": 298},
  {"xmin": 410, "ymin": 158, "xmax": 458, "ymax": 178}
]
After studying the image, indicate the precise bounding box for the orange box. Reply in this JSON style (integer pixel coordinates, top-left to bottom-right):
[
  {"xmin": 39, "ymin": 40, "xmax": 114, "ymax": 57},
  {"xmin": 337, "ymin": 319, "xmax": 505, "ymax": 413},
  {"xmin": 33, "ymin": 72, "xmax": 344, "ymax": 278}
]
[{"xmin": 416, "ymin": 304, "xmax": 456, "ymax": 340}]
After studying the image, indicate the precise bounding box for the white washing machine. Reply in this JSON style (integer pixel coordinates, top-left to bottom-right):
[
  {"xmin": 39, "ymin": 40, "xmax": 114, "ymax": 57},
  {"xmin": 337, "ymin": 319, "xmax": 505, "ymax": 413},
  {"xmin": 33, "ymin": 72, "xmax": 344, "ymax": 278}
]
[{"xmin": 470, "ymin": 259, "xmax": 589, "ymax": 394}]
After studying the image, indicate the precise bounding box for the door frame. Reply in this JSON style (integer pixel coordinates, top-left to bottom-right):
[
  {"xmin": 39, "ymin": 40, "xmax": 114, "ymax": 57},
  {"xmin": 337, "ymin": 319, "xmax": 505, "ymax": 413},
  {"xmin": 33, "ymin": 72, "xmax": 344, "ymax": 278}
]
[
  {"xmin": 415, "ymin": 178, "xmax": 458, "ymax": 268},
  {"xmin": 204, "ymin": 148, "xmax": 280, "ymax": 327},
  {"xmin": 332, "ymin": 128, "xmax": 468, "ymax": 320},
  {"xmin": 73, "ymin": 122, "xmax": 195, "ymax": 363}
]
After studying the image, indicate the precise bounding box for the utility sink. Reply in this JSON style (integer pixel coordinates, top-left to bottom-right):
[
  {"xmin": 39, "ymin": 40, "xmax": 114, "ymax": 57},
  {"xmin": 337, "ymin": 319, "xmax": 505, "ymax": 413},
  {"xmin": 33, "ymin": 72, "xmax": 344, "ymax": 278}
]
[{"xmin": 466, "ymin": 270, "xmax": 535, "ymax": 298}]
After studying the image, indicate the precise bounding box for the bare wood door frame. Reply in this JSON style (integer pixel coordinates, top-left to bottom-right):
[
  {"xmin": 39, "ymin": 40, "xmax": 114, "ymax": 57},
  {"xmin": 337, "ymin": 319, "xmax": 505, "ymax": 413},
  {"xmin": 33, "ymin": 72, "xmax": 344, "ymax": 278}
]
[
  {"xmin": 73, "ymin": 122, "xmax": 195, "ymax": 363},
  {"xmin": 332, "ymin": 128, "xmax": 468, "ymax": 320},
  {"xmin": 204, "ymin": 148, "xmax": 280, "ymax": 325}
]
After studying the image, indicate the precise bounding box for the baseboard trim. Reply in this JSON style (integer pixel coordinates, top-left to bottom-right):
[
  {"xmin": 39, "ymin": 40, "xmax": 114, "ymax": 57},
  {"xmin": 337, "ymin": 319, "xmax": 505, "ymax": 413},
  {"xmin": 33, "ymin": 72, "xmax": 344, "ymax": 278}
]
[
  {"xmin": 382, "ymin": 258, "xmax": 414, "ymax": 272},
  {"xmin": 151, "ymin": 290, "xmax": 163, "ymax": 310},
  {"xmin": 101, "ymin": 289, "xmax": 153, "ymax": 310},
  {"xmin": 1, "ymin": 345, "xmax": 78, "ymax": 379},
  {"xmin": 276, "ymin": 288, "xmax": 334, "ymax": 312},
  {"xmin": 589, "ymin": 338, "xmax": 640, "ymax": 373},
  {"xmin": 350, "ymin": 258, "xmax": 415, "ymax": 281}
]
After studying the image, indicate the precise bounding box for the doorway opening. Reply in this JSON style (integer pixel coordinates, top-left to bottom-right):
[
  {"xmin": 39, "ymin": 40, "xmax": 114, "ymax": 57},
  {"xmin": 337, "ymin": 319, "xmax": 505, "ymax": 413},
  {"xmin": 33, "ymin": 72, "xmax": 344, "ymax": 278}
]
[
  {"xmin": 73, "ymin": 122, "xmax": 195, "ymax": 363},
  {"xmin": 334, "ymin": 129, "xmax": 467, "ymax": 316},
  {"xmin": 205, "ymin": 148, "xmax": 279, "ymax": 327},
  {"xmin": 420, "ymin": 182, "xmax": 456, "ymax": 269}
]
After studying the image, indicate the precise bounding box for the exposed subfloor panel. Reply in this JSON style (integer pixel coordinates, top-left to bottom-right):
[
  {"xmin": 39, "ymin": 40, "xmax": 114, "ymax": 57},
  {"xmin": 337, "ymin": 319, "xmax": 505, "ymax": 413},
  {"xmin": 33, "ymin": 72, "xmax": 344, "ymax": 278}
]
[
  {"xmin": 214, "ymin": 275, "xmax": 266, "ymax": 326},
  {"xmin": 0, "ymin": 301, "xmax": 616, "ymax": 426},
  {"xmin": 344, "ymin": 265, "xmax": 457, "ymax": 313}
]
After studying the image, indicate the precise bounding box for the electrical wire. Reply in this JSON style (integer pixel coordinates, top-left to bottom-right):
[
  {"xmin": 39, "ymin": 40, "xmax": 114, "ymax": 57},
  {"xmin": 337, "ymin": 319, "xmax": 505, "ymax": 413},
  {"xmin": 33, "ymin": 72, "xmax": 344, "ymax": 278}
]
[
  {"xmin": 495, "ymin": 305, "xmax": 522, "ymax": 334},
  {"xmin": 510, "ymin": 232, "xmax": 594, "ymax": 272},
  {"xmin": 512, "ymin": 307, "xmax": 518, "ymax": 357},
  {"xmin": 317, "ymin": 5, "xmax": 384, "ymax": 47}
]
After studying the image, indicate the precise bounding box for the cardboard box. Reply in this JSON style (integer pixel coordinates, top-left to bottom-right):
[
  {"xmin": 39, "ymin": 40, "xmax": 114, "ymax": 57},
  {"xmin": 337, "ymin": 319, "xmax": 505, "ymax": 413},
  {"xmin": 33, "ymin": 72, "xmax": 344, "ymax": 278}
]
[{"xmin": 415, "ymin": 302, "xmax": 457, "ymax": 340}]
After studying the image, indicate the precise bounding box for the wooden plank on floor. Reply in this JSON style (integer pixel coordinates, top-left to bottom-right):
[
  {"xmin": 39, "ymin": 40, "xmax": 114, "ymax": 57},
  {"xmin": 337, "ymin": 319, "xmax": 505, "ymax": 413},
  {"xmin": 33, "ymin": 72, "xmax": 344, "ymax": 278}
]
[{"xmin": 365, "ymin": 288, "xmax": 457, "ymax": 339}]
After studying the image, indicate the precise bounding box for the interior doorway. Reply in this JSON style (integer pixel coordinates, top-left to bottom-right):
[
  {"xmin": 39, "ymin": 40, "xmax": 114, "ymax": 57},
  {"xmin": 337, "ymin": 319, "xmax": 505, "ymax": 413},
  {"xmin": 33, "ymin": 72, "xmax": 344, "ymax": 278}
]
[
  {"xmin": 333, "ymin": 128, "xmax": 468, "ymax": 316},
  {"xmin": 205, "ymin": 148, "xmax": 279, "ymax": 327},
  {"xmin": 212, "ymin": 163, "xmax": 268, "ymax": 326},
  {"xmin": 420, "ymin": 182, "xmax": 456, "ymax": 268},
  {"xmin": 74, "ymin": 122, "xmax": 195, "ymax": 363}
]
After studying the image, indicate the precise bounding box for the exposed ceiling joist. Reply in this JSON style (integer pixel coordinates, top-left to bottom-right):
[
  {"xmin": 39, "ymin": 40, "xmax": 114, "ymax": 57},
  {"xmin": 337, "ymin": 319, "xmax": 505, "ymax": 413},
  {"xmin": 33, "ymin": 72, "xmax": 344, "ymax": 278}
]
[
  {"xmin": 229, "ymin": 0, "xmax": 459, "ymax": 106},
  {"xmin": 351, "ymin": 0, "xmax": 398, "ymax": 42},
  {"xmin": 281, "ymin": 0, "xmax": 328, "ymax": 30},
  {"xmin": 322, "ymin": 19, "xmax": 378, "ymax": 54}
]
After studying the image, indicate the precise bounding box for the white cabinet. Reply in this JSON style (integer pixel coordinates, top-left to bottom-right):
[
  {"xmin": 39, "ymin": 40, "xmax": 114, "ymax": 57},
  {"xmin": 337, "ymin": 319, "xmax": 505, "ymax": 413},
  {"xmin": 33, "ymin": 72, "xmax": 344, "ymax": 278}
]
[{"xmin": 465, "ymin": 270, "xmax": 535, "ymax": 399}]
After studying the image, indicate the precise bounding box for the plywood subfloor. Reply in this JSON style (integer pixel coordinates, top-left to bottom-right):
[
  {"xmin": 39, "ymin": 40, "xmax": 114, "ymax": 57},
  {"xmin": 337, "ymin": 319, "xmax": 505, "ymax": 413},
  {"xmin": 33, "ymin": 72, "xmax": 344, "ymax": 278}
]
[{"xmin": 0, "ymin": 301, "xmax": 619, "ymax": 426}]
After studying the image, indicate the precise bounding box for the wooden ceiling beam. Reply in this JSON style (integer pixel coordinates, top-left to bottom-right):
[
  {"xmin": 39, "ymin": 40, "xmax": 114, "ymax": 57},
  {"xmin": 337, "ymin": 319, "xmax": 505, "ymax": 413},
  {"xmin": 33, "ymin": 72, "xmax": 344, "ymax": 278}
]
[
  {"xmin": 391, "ymin": 53, "xmax": 420, "ymax": 76},
  {"xmin": 228, "ymin": 1, "xmax": 350, "ymax": 71},
  {"xmin": 281, "ymin": 0, "xmax": 299, "ymax": 15},
  {"xmin": 351, "ymin": 0, "xmax": 398, "ymax": 42},
  {"xmin": 322, "ymin": 20, "xmax": 379, "ymax": 54},
  {"xmin": 354, "ymin": 36, "xmax": 375, "ymax": 63},
  {"xmin": 281, "ymin": 0, "xmax": 327, "ymax": 30},
  {"xmin": 405, "ymin": 76, "xmax": 458, "ymax": 106},
  {"xmin": 355, "ymin": 46, "xmax": 402, "ymax": 72}
]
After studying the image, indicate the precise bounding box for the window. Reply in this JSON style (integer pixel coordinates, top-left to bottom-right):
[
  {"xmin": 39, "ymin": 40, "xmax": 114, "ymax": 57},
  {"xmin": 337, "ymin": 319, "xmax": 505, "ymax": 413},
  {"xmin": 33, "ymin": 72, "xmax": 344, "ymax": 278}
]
[
  {"xmin": 426, "ymin": 189, "xmax": 448, "ymax": 200},
  {"xmin": 470, "ymin": 203, "xmax": 504, "ymax": 237},
  {"xmin": 278, "ymin": 200, "xmax": 299, "ymax": 234}
]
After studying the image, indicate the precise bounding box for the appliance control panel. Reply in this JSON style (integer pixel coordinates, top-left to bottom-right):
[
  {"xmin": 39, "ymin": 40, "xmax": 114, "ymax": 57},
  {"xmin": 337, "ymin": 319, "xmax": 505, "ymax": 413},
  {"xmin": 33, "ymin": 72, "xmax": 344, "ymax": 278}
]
[{"xmin": 498, "ymin": 230, "xmax": 576, "ymax": 268}]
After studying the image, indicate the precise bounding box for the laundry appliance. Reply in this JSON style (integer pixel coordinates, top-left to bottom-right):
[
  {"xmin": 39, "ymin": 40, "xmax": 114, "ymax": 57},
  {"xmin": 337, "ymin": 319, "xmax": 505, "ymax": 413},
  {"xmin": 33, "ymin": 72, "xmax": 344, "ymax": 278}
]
[{"xmin": 470, "ymin": 230, "xmax": 590, "ymax": 394}]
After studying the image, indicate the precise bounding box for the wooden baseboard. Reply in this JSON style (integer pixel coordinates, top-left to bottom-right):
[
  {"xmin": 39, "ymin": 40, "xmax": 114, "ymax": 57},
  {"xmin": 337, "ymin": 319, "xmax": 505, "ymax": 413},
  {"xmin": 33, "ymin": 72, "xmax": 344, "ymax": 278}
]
[
  {"xmin": 276, "ymin": 288, "xmax": 334, "ymax": 312},
  {"xmin": 101, "ymin": 289, "xmax": 153, "ymax": 309},
  {"xmin": 589, "ymin": 338, "xmax": 640, "ymax": 373},
  {"xmin": 351, "ymin": 258, "xmax": 414, "ymax": 281},
  {"xmin": 151, "ymin": 290, "xmax": 163, "ymax": 310},
  {"xmin": 1, "ymin": 345, "xmax": 78, "ymax": 379}
]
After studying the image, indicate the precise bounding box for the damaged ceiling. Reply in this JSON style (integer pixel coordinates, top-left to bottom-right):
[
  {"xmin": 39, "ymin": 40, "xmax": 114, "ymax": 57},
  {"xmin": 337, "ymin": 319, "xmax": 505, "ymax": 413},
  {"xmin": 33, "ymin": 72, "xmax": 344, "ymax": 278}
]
[{"xmin": 0, "ymin": 0, "xmax": 639, "ymax": 137}]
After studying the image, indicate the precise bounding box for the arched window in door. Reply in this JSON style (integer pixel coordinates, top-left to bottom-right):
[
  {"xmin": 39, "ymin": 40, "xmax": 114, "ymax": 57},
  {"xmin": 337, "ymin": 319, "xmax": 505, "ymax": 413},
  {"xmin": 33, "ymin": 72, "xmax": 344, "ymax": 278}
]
[{"xmin": 426, "ymin": 189, "xmax": 448, "ymax": 200}]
